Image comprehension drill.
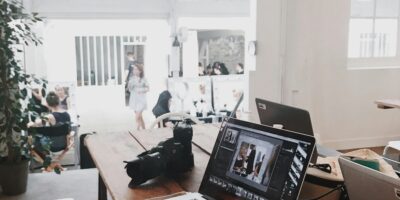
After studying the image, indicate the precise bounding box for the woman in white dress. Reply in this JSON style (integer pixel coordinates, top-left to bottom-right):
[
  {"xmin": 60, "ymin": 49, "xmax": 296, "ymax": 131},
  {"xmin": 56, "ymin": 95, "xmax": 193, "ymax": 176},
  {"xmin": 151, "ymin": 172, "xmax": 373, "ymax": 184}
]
[{"xmin": 128, "ymin": 64, "xmax": 149, "ymax": 130}]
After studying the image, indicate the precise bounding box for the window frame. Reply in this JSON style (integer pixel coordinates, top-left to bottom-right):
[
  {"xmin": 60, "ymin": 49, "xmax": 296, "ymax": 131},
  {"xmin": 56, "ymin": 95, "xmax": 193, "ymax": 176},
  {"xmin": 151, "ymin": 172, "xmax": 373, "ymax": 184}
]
[{"xmin": 347, "ymin": 0, "xmax": 400, "ymax": 69}]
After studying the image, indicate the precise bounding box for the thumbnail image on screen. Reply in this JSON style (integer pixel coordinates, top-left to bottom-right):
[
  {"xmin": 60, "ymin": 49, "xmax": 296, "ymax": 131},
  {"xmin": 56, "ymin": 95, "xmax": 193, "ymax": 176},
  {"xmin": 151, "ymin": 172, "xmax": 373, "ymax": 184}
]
[
  {"xmin": 224, "ymin": 129, "xmax": 239, "ymax": 144},
  {"xmin": 226, "ymin": 133, "xmax": 281, "ymax": 192}
]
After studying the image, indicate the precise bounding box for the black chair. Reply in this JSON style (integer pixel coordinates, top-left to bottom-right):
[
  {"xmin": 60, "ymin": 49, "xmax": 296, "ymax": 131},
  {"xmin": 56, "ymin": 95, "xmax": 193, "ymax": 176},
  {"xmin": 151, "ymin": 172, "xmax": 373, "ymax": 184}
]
[{"xmin": 29, "ymin": 123, "xmax": 75, "ymax": 171}]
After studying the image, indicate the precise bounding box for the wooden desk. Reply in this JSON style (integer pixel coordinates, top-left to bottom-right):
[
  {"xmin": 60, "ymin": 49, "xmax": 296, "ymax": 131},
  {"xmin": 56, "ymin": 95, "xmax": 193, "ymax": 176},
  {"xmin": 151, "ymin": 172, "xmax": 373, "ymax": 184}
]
[
  {"xmin": 85, "ymin": 125, "xmax": 222, "ymax": 200},
  {"xmin": 375, "ymin": 99, "xmax": 400, "ymax": 109},
  {"xmin": 86, "ymin": 124, "xmax": 341, "ymax": 200},
  {"xmin": 129, "ymin": 127, "xmax": 214, "ymax": 192},
  {"xmin": 85, "ymin": 131, "xmax": 183, "ymax": 200}
]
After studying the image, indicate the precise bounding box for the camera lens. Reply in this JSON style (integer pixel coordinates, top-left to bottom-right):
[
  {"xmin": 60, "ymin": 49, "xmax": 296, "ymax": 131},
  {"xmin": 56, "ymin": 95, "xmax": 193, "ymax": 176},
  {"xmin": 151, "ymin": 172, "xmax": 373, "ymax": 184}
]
[{"xmin": 126, "ymin": 152, "xmax": 165, "ymax": 187}]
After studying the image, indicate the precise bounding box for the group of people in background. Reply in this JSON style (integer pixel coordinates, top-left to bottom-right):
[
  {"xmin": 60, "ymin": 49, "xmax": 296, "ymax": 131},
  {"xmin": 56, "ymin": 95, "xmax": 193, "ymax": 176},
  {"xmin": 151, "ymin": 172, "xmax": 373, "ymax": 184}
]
[
  {"xmin": 198, "ymin": 62, "xmax": 244, "ymax": 76},
  {"xmin": 29, "ymin": 85, "xmax": 72, "ymax": 127}
]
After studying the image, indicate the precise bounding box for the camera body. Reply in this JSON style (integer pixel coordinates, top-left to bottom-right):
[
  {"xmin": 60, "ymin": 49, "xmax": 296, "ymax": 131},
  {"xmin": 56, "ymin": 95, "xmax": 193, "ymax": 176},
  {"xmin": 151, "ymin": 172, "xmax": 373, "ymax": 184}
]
[{"xmin": 125, "ymin": 119, "xmax": 194, "ymax": 187}]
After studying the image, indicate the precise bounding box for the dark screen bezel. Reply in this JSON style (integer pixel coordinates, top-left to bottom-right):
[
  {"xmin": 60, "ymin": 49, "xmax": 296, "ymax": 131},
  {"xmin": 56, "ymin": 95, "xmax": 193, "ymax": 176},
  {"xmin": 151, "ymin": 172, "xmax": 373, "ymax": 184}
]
[{"xmin": 199, "ymin": 117, "xmax": 316, "ymax": 200}]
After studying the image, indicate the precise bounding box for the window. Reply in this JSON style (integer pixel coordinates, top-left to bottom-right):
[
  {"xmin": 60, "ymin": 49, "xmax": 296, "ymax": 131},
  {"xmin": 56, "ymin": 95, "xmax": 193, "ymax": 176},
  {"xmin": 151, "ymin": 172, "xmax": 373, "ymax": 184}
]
[
  {"xmin": 75, "ymin": 35, "xmax": 146, "ymax": 86},
  {"xmin": 348, "ymin": 0, "xmax": 400, "ymax": 68}
]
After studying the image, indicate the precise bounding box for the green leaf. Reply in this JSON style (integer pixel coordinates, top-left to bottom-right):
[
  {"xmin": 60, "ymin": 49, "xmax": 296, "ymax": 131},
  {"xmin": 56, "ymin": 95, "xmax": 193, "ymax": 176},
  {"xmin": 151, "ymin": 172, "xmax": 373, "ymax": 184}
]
[
  {"xmin": 0, "ymin": 125, "xmax": 7, "ymax": 133},
  {"xmin": 43, "ymin": 156, "xmax": 51, "ymax": 168},
  {"xmin": 0, "ymin": 98, "xmax": 4, "ymax": 107},
  {"xmin": 12, "ymin": 108, "xmax": 22, "ymax": 115},
  {"xmin": 15, "ymin": 24, "xmax": 23, "ymax": 31},
  {"xmin": 20, "ymin": 88, "xmax": 27, "ymax": 97},
  {"xmin": 54, "ymin": 167, "xmax": 61, "ymax": 174},
  {"xmin": 12, "ymin": 126, "xmax": 21, "ymax": 132}
]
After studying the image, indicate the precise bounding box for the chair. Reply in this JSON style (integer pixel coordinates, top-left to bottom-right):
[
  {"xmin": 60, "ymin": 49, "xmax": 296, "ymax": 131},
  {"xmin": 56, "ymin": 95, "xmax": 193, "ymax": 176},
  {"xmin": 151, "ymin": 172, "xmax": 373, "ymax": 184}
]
[
  {"xmin": 149, "ymin": 112, "xmax": 202, "ymax": 129},
  {"xmin": 29, "ymin": 123, "xmax": 75, "ymax": 171}
]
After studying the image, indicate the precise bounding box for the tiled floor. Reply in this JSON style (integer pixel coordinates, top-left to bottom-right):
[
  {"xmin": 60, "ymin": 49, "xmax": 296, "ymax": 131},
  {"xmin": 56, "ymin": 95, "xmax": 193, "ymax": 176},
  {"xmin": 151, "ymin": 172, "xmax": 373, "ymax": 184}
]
[{"xmin": 77, "ymin": 107, "xmax": 155, "ymax": 134}]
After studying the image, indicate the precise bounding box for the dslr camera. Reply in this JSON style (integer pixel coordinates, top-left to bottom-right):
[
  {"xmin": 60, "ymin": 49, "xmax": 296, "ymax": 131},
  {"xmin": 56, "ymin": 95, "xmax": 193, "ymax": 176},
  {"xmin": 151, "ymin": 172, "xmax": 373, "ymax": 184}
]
[{"xmin": 124, "ymin": 119, "xmax": 194, "ymax": 187}]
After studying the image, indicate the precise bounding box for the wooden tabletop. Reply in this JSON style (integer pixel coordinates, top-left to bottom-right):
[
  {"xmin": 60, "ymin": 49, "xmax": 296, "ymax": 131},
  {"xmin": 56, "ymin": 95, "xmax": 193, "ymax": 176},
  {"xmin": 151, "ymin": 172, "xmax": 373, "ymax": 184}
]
[
  {"xmin": 85, "ymin": 124, "xmax": 342, "ymax": 200},
  {"xmin": 191, "ymin": 124, "xmax": 220, "ymax": 154},
  {"xmin": 375, "ymin": 99, "xmax": 400, "ymax": 109},
  {"xmin": 85, "ymin": 131, "xmax": 183, "ymax": 200},
  {"xmin": 129, "ymin": 125, "xmax": 219, "ymax": 192}
]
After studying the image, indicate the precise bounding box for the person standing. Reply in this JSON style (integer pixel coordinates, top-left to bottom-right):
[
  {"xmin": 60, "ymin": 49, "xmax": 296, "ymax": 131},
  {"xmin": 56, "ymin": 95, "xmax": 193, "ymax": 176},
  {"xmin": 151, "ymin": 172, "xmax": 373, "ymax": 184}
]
[
  {"xmin": 246, "ymin": 144, "xmax": 256, "ymax": 175},
  {"xmin": 128, "ymin": 64, "xmax": 149, "ymax": 130},
  {"xmin": 125, "ymin": 52, "xmax": 137, "ymax": 106}
]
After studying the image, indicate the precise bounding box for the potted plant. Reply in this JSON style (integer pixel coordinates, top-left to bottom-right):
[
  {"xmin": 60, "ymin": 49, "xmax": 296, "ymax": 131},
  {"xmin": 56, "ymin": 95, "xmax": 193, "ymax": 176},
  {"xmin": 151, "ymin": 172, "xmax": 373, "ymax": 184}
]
[{"xmin": 0, "ymin": 0, "xmax": 48, "ymax": 195}]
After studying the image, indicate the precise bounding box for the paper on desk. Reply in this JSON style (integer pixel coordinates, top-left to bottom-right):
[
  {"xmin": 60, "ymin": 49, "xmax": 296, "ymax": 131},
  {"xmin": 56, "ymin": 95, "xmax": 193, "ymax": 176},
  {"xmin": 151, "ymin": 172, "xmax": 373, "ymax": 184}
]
[
  {"xmin": 312, "ymin": 156, "xmax": 344, "ymax": 181},
  {"xmin": 147, "ymin": 192, "xmax": 206, "ymax": 200},
  {"xmin": 164, "ymin": 192, "xmax": 205, "ymax": 200},
  {"xmin": 344, "ymin": 149, "xmax": 398, "ymax": 178},
  {"xmin": 310, "ymin": 149, "xmax": 398, "ymax": 180}
]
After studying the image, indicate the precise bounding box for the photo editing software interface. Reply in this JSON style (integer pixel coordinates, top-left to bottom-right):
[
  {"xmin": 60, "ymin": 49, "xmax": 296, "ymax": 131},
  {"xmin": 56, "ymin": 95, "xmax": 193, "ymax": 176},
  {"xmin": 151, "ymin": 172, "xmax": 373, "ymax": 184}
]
[{"xmin": 200, "ymin": 121, "xmax": 313, "ymax": 200}]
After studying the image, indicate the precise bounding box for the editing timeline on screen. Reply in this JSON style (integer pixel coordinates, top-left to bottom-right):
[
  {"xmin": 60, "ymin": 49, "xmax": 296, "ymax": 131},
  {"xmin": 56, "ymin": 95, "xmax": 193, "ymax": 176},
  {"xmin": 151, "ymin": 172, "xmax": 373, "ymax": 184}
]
[{"xmin": 199, "ymin": 120, "xmax": 313, "ymax": 200}]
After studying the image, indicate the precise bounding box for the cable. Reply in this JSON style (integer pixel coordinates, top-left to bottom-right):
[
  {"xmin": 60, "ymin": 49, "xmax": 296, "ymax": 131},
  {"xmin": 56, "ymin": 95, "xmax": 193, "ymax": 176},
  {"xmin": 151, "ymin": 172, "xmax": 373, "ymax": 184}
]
[{"xmin": 306, "ymin": 185, "xmax": 344, "ymax": 200}]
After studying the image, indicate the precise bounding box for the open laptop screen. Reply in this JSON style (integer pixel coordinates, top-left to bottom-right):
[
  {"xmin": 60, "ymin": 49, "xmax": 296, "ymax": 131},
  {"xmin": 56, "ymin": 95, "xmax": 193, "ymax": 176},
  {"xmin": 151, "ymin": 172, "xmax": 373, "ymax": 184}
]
[
  {"xmin": 199, "ymin": 118, "xmax": 315, "ymax": 200},
  {"xmin": 255, "ymin": 98, "xmax": 313, "ymax": 137},
  {"xmin": 255, "ymin": 98, "xmax": 317, "ymax": 164}
]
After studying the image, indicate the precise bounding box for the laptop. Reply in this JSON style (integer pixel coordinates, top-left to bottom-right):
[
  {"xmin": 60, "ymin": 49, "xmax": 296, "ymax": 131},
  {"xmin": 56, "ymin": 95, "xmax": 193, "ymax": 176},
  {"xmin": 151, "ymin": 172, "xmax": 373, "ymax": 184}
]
[
  {"xmin": 255, "ymin": 98, "xmax": 317, "ymax": 164},
  {"xmin": 338, "ymin": 157, "xmax": 400, "ymax": 200},
  {"xmin": 168, "ymin": 117, "xmax": 315, "ymax": 200}
]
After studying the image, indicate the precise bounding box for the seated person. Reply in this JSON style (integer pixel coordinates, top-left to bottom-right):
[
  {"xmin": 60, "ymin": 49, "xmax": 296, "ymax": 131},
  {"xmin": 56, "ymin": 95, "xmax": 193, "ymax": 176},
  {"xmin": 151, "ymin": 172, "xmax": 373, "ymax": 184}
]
[
  {"xmin": 205, "ymin": 65, "xmax": 213, "ymax": 76},
  {"xmin": 55, "ymin": 85, "xmax": 71, "ymax": 110},
  {"xmin": 193, "ymin": 84, "xmax": 213, "ymax": 117},
  {"xmin": 219, "ymin": 63, "xmax": 230, "ymax": 75},
  {"xmin": 28, "ymin": 91, "xmax": 71, "ymax": 172},
  {"xmin": 152, "ymin": 90, "xmax": 173, "ymax": 127},
  {"xmin": 236, "ymin": 63, "xmax": 244, "ymax": 74},
  {"xmin": 29, "ymin": 91, "xmax": 71, "ymax": 127}
]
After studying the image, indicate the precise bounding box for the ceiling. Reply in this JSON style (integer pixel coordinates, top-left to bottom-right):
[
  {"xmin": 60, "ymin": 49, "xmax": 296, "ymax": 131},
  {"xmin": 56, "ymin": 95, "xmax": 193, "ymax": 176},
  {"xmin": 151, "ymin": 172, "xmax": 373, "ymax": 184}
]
[{"xmin": 25, "ymin": 0, "xmax": 250, "ymax": 19}]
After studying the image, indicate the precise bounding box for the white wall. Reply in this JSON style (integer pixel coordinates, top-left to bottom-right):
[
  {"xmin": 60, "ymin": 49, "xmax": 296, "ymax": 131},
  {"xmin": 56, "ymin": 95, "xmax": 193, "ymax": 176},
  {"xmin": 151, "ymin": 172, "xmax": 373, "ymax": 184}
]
[
  {"xmin": 182, "ymin": 31, "xmax": 199, "ymax": 78},
  {"xmin": 29, "ymin": 0, "xmax": 249, "ymax": 18},
  {"xmin": 21, "ymin": 0, "xmax": 254, "ymax": 133},
  {"xmin": 254, "ymin": 0, "xmax": 400, "ymax": 149},
  {"xmin": 179, "ymin": 17, "xmax": 255, "ymax": 111},
  {"xmin": 38, "ymin": 19, "xmax": 170, "ymax": 121},
  {"xmin": 249, "ymin": 0, "xmax": 284, "ymax": 122}
]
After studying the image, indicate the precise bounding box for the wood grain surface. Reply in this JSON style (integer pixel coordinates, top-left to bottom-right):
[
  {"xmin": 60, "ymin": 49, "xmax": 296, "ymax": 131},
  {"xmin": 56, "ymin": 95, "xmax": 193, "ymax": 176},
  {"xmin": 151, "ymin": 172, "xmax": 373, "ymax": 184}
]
[
  {"xmin": 129, "ymin": 125, "xmax": 218, "ymax": 192},
  {"xmin": 85, "ymin": 132, "xmax": 183, "ymax": 200}
]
